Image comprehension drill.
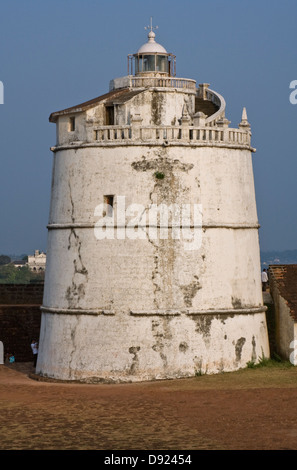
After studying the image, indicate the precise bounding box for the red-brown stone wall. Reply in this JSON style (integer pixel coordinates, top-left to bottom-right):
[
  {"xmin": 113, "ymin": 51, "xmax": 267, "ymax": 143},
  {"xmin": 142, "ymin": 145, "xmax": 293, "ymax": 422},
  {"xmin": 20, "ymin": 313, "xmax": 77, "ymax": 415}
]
[{"xmin": 0, "ymin": 284, "xmax": 43, "ymax": 362}]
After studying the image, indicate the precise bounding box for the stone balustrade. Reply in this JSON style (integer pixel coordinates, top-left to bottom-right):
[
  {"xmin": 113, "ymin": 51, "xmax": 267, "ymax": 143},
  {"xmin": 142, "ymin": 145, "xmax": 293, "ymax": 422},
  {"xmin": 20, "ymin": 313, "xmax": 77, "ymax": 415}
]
[
  {"xmin": 93, "ymin": 124, "xmax": 252, "ymax": 148},
  {"xmin": 129, "ymin": 76, "xmax": 197, "ymax": 90}
]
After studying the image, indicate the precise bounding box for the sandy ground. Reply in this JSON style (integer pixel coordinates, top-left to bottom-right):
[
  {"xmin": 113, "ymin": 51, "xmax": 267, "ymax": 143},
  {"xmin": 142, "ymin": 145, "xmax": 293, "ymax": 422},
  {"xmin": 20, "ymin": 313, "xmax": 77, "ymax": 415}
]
[{"xmin": 1, "ymin": 362, "xmax": 297, "ymax": 451}]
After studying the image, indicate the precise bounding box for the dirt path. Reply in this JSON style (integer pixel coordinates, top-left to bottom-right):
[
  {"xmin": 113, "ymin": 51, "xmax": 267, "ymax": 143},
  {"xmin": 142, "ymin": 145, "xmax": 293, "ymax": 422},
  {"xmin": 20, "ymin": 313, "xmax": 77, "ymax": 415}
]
[{"xmin": 1, "ymin": 363, "xmax": 297, "ymax": 450}]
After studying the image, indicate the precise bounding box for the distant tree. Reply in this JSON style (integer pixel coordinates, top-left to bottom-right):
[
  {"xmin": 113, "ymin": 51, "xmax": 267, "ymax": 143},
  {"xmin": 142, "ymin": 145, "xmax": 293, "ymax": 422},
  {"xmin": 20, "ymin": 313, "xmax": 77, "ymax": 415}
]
[
  {"xmin": 14, "ymin": 265, "xmax": 32, "ymax": 283},
  {"xmin": 0, "ymin": 255, "xmax": 11, "ymax": 266},
  {"xmin": 0, "ymin": 264, "xmax": 44, "ymax": 284},
  {"xmin": 0, "ymin": 264, "xmax": 17, "ymax": 283}
]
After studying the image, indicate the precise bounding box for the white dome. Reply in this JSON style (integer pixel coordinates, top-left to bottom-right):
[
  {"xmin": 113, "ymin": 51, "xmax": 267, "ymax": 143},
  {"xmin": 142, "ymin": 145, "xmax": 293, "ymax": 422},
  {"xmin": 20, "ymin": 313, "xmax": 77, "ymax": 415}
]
[{"xmin": 137, "ymin": 31, "xmax": 167, "ymax": 54}]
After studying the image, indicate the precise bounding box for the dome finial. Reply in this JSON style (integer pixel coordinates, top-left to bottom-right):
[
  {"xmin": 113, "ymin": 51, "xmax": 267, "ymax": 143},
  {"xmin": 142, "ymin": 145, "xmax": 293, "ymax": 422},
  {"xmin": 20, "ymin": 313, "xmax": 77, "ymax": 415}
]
[
  {"xmin": 145, "ymin": 17, "xmax": 158, "ymax": 41},
  {"xmin": 144, "ymin": 16, "xmax": 158, "ymax": 34}
]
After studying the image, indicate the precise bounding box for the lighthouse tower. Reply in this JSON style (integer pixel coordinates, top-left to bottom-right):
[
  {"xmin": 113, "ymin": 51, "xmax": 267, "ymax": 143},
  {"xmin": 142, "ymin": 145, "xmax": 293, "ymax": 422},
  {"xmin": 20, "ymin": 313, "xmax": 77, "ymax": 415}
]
[{"xmin": 37, "ymin": 24, "xmax": 269, "ymax": 382}]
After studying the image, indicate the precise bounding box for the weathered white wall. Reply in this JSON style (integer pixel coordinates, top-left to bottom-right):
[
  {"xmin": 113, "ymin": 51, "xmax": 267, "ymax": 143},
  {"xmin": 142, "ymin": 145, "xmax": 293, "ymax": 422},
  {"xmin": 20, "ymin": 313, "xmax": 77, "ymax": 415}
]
[
  {"xmin": 38, "ymin": 140, "xmax": 269, "ymax": 381},
  {"xmin": 45, "ymin": 145, "xmax": 262, "ymax": 309},
  {"xmin": 48, "ymin": 146, "xmax": 258, "ymax": 226},
  {"xmin": 37, "ymin": 310, "xmax": 268, "ymax": 382},
  {"xmin": 128, "ymin": 89, "xmax": 195, "ymax": 126}
]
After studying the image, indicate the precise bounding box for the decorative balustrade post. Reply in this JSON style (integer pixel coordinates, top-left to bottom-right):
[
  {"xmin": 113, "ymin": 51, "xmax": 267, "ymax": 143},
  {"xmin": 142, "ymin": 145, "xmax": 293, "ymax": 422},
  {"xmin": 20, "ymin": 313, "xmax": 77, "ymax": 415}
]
[
  {"xmin": 238, "ymin": 107, "xmax": 251, "ymax": 145},
  {"xmin": 216, "ymin": 116, "xmax": 231, "ymax": 142},
  {"xmin": 131, "ymin": 114, "xmax": 142, "ymax": 140},
  {"xmin": 193, "ymin": 111, "xmax": 206, "ymax": 127},
  {"xmin": 180, "ymin": 105, "xmax": 191, "ymax": 140}
]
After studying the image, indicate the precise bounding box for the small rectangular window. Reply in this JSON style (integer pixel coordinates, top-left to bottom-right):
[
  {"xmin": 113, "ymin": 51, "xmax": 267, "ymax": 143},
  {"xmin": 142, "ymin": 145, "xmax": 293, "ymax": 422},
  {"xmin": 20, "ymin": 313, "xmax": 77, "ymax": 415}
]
[
  {"xmin": 69, "ymin": 116, "xmax": 75, "ymax": 131},
  {"xmin": 104, "ymin": 195, "xmax": 114, "ymax": 217}
]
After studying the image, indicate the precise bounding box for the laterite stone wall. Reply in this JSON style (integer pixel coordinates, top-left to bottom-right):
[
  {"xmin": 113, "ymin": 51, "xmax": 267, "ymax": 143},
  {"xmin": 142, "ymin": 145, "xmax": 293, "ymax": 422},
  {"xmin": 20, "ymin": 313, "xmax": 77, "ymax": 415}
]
[{"xmin": 0, "ymin": 284, "xmax": 43, "ymax": 362}]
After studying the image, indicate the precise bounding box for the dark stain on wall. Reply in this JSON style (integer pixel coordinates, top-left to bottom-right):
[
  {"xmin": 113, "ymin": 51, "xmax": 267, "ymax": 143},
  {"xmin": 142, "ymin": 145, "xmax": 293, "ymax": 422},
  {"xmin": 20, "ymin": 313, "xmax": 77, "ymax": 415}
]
[
  {"xmin": 151, "ymin": 91, "xmax": 164, "ymax": 126},
  {"xmin": 129, "ymin": 346, "xmax": 140, "ymax": 374},
  {"xmin": 235, "ymin": 337, "xmax": 246, "ymax": 361},
  {"xmin": 180, "ymin": 276, "xmax": 201, "ymax": 307}
]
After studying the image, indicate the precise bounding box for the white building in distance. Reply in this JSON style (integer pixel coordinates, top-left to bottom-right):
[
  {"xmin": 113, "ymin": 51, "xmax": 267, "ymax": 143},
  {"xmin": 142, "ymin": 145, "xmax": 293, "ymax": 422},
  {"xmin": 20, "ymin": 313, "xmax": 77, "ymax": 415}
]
[
  {"xmin": 37, "ymin": 24, "xmax": 269, "ymax": 382},
  {"xmin": 28, "ymin": 250, "xmax": 46, "ymax": 272}
]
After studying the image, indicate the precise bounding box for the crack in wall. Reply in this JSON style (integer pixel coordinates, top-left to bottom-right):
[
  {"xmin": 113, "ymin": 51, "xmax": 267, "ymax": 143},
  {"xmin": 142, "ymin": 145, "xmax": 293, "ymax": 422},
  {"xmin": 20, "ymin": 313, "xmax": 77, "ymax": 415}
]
[
  {"xmin": 66, "ymin": 180, "xmax": 88, "ymax": 308},
  {"xmin": 69, "ymin": 315, "xmax": 82, "ymax": 379}
]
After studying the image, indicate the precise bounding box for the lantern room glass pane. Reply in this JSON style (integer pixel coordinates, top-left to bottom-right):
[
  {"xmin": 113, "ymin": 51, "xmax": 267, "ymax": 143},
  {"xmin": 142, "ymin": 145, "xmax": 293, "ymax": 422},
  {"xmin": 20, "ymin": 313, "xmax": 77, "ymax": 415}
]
[
  {"xmin": 156, "ymin": 55, "xmax": 168, "ymax": 73},
  {"xmin": 135, "ymin": 57, "xmax": 142, "ymax": 74},
  {"xmin": 143, "ymin": 55, "xmax": 156, "ymax": 72}
]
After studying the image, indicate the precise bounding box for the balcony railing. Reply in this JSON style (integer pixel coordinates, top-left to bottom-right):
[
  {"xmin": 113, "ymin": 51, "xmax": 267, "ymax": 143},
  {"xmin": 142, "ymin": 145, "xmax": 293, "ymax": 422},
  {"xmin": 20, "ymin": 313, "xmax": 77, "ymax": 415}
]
[
  {"xmin": 129, "ymin": 76, "xmax": 197, "ymax": 90},
  {"xmin": 92, "ymin": 125, "xmax": 251, "ymax": 147}
]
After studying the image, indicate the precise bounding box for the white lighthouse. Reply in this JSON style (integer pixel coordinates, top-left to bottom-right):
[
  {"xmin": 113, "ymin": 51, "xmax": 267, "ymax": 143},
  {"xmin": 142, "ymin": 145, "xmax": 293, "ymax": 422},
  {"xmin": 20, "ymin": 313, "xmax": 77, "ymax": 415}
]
[{"xmin": 37, "ymin": 24, "xmax": 269, "ymax": 382}]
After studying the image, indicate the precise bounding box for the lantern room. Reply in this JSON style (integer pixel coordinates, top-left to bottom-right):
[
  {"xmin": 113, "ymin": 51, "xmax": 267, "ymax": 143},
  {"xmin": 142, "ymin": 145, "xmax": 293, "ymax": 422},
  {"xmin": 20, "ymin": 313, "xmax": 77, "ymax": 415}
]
[{"xmin": 128, "ymin": 25, "xmax": 176, "ymax": 77}]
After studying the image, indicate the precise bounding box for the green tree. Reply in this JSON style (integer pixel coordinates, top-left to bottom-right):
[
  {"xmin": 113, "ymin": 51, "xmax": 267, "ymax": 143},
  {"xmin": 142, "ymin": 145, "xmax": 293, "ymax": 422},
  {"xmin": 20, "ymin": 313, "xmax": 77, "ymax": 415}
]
[
  {"xmin": 0, "ymin": 264, "xmax": 44, "ymax": 284},
  {"xmin": 0, "ymin": 255, "xmax": 11, "ymax": 266},
  {"xmin": 0, "ymin": 264, "xmax": 17, "ymax": 283}
]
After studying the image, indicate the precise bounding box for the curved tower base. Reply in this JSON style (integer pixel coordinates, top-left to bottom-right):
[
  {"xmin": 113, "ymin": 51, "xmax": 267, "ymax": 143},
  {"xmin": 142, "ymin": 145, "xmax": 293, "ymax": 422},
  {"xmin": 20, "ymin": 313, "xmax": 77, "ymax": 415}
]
[{"xmin": 36, "ymin": 309, "xmax": 269, "ymax": 383}]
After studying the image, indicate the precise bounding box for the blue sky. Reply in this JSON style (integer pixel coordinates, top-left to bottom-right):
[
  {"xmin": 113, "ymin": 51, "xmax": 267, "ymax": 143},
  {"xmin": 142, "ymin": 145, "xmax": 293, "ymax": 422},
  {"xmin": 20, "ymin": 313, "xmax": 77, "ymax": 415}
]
[{"xmin": 0, "ymin": 0, "xmax": 296, "ymax": 255}]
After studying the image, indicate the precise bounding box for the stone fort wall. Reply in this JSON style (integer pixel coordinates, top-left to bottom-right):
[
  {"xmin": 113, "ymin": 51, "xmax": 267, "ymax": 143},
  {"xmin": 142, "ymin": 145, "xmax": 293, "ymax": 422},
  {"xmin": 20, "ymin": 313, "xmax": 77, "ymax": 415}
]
[{"xmin": 0, "ymin": 284, "xmax": 43, "ymax": 362}]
